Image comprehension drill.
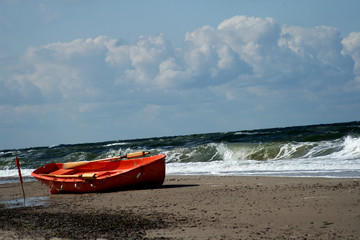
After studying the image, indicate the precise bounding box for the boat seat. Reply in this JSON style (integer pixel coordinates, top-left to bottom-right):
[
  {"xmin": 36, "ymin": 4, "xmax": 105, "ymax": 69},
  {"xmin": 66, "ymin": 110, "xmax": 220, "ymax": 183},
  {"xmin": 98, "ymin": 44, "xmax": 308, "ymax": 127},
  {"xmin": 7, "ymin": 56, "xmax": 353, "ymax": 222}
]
[
  {"xmin": 95, "ymin": 171, "xmax": 120, "ymax": 177},
  {"xmin": 50, "ymin": 169, "xmax": 77, "ymax": 175}
]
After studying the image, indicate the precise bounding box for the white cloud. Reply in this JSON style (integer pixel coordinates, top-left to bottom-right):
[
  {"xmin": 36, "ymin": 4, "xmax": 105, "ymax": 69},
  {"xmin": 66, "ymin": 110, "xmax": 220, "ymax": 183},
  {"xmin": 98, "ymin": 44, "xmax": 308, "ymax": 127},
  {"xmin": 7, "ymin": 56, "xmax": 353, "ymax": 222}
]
[
  {"xmin": 342, "ymin": 32, "xmax": 360, "ymax": 90},
  {"xmin": 155, "ymin": 57, "xmax": 190, "ymax": 89},
  {"xmin": 342, "ymin": 32, "xmax": 360, "ymax": 75},
  {"xmin": 184, "ymin": 24, "xmax": 252, "ymax": 86},
  {"xmin": 218, "ymin": 16, "xmax": 280, "ymax": 62},
  {"xmin": 279, "ymin": 26, "xmax": 353, "ymax": 74},
  {"xmin": 4, "ymin": 36, "xmax": 118, "ymax": 104},
  {"xmin": 107, "ymin": 34, "xmax": 179, "ymax": 88},
  {"xmin": 1, "ymin": 15, "xmax": 360, "ymax": 148},
  {"xmin": 4, "ymin": 15, "xmax": 359, "ymax": 107}
]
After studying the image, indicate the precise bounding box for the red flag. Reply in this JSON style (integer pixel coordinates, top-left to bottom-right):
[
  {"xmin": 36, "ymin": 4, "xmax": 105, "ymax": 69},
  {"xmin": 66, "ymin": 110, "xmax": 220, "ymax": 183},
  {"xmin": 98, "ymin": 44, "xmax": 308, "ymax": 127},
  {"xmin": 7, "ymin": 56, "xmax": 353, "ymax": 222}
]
[{"xmin": 15, "ymin": 157, "xmax": 23, "ymax": 184}]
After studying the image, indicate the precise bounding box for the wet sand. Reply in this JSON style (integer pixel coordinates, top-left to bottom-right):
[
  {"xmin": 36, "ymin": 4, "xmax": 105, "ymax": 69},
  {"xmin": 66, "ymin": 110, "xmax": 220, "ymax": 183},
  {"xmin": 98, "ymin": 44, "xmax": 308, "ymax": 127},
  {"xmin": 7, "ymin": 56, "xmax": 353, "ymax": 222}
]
[{"xmin": 1, "ymin": 176, "xmax": 359, "ymax": 239}]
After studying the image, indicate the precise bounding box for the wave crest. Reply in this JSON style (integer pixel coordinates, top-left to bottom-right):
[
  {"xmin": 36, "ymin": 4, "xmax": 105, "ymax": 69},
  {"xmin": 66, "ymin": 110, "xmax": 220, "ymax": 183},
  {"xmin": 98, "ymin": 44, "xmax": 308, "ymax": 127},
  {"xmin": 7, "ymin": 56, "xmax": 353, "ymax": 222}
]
[{"xmin": 164, "ymin": 135, "xmax": 360, "ymax": 163}]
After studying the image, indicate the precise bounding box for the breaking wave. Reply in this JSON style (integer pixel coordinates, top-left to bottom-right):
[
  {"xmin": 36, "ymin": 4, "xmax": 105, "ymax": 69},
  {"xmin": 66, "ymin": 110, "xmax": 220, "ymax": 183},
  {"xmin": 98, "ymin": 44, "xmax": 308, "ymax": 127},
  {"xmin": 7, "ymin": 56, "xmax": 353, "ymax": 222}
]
[{"xmin": 1, "ymin": 121, "xmax": 360, "ymax": 179}]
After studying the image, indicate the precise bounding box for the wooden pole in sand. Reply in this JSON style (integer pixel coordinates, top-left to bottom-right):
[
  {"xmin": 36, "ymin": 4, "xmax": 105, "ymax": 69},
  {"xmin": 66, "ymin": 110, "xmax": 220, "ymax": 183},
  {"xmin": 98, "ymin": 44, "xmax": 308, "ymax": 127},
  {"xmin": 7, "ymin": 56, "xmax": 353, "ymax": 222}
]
[{"xmin": 15, "ymin": 157, "xmax": 26, "ymax": 206}]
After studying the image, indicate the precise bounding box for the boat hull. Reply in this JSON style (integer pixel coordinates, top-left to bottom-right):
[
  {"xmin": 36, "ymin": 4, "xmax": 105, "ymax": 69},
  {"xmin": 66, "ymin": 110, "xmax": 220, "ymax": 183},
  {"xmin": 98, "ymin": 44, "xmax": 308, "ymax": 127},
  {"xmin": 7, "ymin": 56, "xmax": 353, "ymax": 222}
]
[{"xmin": 31, "ymin": 154, "xmax": 166, "ymax": 194}]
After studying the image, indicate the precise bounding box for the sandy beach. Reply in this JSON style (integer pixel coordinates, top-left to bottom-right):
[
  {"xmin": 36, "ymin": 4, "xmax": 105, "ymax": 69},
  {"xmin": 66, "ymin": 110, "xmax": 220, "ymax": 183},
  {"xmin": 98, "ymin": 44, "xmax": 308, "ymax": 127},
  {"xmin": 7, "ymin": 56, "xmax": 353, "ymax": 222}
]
[{"xmin": 1, "ymin": 175, "xmax": 359, "ymax": 239}]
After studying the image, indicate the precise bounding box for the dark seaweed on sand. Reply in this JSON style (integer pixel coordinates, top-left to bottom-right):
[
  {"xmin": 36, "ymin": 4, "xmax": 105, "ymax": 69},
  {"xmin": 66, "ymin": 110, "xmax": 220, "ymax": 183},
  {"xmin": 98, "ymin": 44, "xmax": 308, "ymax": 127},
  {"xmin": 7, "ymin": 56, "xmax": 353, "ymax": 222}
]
[{"xmin": 0, "ymin": 206, "xmax": 175, "ymax": 240}]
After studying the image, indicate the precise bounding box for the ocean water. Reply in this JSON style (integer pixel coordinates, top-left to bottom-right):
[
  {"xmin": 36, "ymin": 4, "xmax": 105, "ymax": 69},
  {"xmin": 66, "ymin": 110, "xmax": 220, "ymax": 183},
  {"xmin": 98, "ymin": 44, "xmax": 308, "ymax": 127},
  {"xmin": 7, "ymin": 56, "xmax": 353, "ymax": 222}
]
[{"xmin": 1, "ymin": 121, "xmax": 360, "ymax": 183}]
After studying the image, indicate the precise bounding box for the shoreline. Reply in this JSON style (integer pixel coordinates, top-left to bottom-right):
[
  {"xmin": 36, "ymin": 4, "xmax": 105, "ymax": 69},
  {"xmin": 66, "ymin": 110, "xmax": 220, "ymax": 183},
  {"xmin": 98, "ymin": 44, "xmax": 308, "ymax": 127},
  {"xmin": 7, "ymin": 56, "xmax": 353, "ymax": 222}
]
[
  {"xmin": 1, "ymin": 175, "xmax": 359, "ymax": 239},
  {"xmin": 1, "ymin": 174, "xmax": 359, "ymax": 185}
]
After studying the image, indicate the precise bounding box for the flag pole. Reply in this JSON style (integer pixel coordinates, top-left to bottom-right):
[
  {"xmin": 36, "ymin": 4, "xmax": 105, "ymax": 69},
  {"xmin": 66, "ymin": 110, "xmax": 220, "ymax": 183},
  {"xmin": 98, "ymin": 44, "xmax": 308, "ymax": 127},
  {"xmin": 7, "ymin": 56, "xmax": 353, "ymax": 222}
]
[{"xmin": 15, "ymin": 157, "xmax": 26, "ymax": 206}]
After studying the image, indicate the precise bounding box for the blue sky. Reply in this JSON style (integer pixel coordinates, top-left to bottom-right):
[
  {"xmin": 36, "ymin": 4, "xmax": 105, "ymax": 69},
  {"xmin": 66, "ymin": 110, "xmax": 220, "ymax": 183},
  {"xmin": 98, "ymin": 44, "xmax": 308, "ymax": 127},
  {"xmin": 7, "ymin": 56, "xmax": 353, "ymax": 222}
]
[{"xmin": 1, "ymin": 0, "xmax": 360, "ymax": 149}]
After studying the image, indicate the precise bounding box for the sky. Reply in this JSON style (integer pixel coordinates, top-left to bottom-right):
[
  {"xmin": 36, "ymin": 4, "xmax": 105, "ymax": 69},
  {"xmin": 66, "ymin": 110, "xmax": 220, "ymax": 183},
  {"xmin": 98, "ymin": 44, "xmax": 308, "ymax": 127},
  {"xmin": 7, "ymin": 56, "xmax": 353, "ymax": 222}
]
[{"xmin": 1, "ymin": 0, "xmax": 360, "ymax": 150}]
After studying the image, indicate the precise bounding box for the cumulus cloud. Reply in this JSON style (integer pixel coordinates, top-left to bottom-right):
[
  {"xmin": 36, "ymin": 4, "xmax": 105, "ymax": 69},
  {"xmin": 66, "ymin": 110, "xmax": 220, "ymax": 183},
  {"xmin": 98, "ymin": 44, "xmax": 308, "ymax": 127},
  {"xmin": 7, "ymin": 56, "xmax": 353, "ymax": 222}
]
[
  {"xmin": 342, "ymin": 32, "xmax": 360, "ymax": 90},
  {"xmin": 184, "ymin": 24, "xmax": 252, "ymax": 86},
  {"xmin": 342, "ymin": 32, "xmax": 360, "ymax": 84},
  {"xmin": 279, "ymin": 26, "xmax": 354, "ymax": 79},
  {"xmin": 1, "ymin": 15, "xmax": 360, "ymax": 148},
  {"xmin": 0, "ymin": 16, "xmax": 360, "ymax": 148},
  {"xmin": 218, "ymin": 16, "xmax": 281, "ymax": 66},
  {"xmin": 2, "ymin": 15, "xmax": 360, "ymax": 108},
  {"xmin": 2, "ymin": 36, "xmax": 114, "ymax": 104},
  {"xmin": 106, "ymin": 34, "xmax": 177, "ymax": 87}
]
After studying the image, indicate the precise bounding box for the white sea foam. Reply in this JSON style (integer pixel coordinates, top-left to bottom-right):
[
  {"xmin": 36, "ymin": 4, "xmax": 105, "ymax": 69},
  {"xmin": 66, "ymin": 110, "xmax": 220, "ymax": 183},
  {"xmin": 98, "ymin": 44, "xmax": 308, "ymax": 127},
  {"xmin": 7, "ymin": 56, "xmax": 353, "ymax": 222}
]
[
  {"xmin": 104, "ymin": 142, "xmax": 127, "ymax": 147},
  {"xmin": 0, "ymin": 169, "xmax": 35, "ymax": 178},
  {"xmin": 329, "ymin": 136, "xmax": 360, "ymax": 159},
  {"xmin": 165, "ymin": 136, "xmax": 360, "ymax": 178},
  {"xmin": 166, "ymin": 157, "xmax": 360, "ymax": 178}
]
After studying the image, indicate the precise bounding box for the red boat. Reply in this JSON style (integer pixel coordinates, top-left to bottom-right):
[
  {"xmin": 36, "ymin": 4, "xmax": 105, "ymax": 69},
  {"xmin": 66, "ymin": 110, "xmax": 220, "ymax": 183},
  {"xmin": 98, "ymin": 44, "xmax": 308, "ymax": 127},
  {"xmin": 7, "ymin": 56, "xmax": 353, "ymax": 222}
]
[{"xmin": 31, "ymin": 152, "xmax": 166, "ymax": 194}]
